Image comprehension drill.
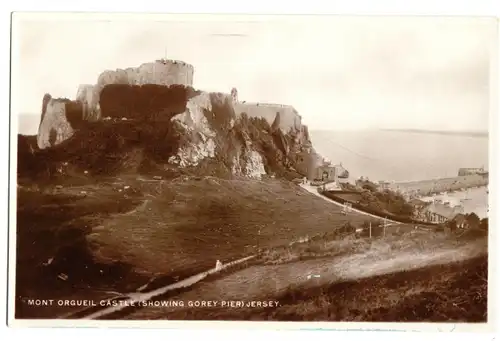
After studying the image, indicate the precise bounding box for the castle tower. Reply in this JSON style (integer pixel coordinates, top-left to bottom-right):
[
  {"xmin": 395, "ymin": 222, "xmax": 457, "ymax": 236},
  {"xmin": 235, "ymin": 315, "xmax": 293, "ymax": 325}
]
[{"xmin": 231, "ymin": 87, "xmax": 238, "ymax": 103}]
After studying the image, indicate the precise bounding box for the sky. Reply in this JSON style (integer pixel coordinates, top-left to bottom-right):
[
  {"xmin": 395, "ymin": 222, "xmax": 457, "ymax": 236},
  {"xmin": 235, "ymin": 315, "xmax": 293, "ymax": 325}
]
[{"xmin": 12, "ymin": 14, "xmax": 497, "ymax": 133}]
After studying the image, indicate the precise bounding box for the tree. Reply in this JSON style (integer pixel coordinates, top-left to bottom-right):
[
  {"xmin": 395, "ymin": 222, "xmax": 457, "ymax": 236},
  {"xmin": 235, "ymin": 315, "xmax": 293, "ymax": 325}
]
[
  {"xmin": 446, "ymin": 220, "xmax": 457, "ymax": 232},
  {"xmin": 361, "ymin": 182, "xmax": 378, "ymax": 192},
  {"xmin": 479, "ymin": 218, "xmax": 488, "ymax": 231},
  {"xmin": 399, "ymin": 203, "xmax": 415, "ymax": 217},
  {"xmin": 466, "ymin": 213, "xmax": 481, "ymax": 228}
]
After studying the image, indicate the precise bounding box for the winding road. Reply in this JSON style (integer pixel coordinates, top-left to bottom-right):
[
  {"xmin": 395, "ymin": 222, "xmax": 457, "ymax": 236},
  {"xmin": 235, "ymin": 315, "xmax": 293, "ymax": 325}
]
[{"xmin": 299, "ymin": 183, "xmax": 402, "ymax": 225}]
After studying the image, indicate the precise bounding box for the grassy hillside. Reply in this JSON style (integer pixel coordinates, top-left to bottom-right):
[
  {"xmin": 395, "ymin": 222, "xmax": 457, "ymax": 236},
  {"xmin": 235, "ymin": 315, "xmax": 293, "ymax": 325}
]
[
  {"xmin": 15, "ymin": 176, "xmax": 373, "ymax": 318},
  {"xmin": 156, "ymin": 255, "xmax": 488, "ymax": 322},
  {"xmin": 125, "ymin": 233, "xmax": 487, "ymax": 322}
]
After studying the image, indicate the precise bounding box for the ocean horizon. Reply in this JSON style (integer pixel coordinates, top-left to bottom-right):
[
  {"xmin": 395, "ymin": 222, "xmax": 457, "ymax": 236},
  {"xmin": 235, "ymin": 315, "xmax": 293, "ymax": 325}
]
[
  {"xmin": 309, "ymin": 129, "xmax": 489, "ymax": 183},
  {"xmin": 310, "ymin": 129, "xmax": 489, "ymax": 218}
]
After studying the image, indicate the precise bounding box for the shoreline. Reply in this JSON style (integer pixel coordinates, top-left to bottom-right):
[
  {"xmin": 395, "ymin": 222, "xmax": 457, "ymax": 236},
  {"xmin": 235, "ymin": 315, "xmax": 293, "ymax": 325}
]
[{"xmin": 418, "ymin": 186, "xmax": 489, "ymax": 219}]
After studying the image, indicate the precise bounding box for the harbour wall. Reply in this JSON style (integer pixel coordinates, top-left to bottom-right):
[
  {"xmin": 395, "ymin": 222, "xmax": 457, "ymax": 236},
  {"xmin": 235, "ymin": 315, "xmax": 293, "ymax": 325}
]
[{"xmin": 388, "ymin": 174, "xmax": 488, "ymax": 196}]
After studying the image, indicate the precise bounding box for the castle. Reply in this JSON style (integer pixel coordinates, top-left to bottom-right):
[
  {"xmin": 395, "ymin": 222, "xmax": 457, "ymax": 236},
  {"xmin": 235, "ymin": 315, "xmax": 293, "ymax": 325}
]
[
  {"xmin": 38, "ymin": 58, "xmax": 307, "ymax": 148},
  {"xmin": 36, "ymin": 58, "xmax": 326, "ymax": 180}
]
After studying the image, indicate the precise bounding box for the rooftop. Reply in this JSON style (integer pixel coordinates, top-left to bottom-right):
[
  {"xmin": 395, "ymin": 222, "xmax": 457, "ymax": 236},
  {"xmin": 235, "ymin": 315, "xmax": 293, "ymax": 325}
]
[
  {"xmin": 425, "ymin": 202, "xmax": 462, "ymax": 220},
  {"xmin": 408, "ymin": 198, "xmax": 429, "ymax": 206}
]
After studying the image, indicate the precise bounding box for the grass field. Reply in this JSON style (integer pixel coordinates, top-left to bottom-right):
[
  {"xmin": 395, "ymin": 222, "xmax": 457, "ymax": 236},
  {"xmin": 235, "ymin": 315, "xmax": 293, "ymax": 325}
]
[
  {"xmin": 15, "ymin": 175, "xmax": 373, "ymax": 318},
  {"xmin": 123, "ymin": 232, "xmax": 487, "ymax": 322},
  {"xmin": 15, "ymin": 174, "xmax": 487, "ymax": 321}
]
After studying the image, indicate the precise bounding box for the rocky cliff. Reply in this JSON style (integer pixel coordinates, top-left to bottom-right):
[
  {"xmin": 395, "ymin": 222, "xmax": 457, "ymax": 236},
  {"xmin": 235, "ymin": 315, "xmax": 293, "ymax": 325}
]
[{"xmin": 23, "ymin": 84, "xmax": 319, "ymax": 182}]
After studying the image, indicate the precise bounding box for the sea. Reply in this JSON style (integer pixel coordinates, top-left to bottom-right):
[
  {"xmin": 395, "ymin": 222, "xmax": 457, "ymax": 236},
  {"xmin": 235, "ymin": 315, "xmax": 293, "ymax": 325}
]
[{"xmin": 310, "ymin": 129, "xmax": 489, "ymax": 218}]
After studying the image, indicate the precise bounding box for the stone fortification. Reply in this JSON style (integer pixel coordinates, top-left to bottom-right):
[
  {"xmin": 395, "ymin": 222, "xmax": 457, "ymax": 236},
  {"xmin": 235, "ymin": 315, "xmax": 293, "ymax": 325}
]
[
  {"xmin": 233, "ymin": 102, "xmax": 302, "ymax": 133},
  {"xmin": 76, "ymin": 84, "xmax": 100, "ymax": 121},
  {"xmin": 84, "ymin": 59, "xmax": 194, "ymax": 120},
  {"xmin": 96, "ymin": 60, "xmax": 194, "ymax": 90},
  {"xmin": 37, "ymin": 94, "xmax": 75, "ymax": 149},
  {"xmin": 37, "ymin": 60, "xmax": 195, "ymax": 149},
  {"xmin": 35, "ymin": 59, "xmax": 321, "ymax": 182}
]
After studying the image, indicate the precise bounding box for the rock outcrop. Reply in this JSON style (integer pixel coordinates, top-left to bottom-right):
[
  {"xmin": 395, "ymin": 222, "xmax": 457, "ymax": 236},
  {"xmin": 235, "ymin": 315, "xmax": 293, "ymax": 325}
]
[{"xmin": 169, "ymin": 91, "xmax": 217, "ymax": 168}]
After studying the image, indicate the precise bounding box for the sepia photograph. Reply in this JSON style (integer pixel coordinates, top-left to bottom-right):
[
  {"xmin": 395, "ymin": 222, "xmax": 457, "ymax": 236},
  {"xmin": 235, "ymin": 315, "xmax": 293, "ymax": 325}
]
[{"xmin": 8, "ymin": 12, "xmax": 497, "ymax": 327}]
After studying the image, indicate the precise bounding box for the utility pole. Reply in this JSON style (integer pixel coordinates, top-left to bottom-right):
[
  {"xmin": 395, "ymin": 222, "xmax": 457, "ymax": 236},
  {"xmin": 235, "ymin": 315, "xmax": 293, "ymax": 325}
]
[{"xmin": 369, "ymin": 222, "xmax": 372, "ymax": 239}]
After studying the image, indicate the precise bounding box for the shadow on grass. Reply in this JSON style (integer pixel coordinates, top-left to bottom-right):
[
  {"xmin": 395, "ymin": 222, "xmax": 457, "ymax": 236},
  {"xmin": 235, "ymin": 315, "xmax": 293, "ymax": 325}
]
[{"xmin": 15, "ymin": 188, "xmax": 147, "ymax": 319}]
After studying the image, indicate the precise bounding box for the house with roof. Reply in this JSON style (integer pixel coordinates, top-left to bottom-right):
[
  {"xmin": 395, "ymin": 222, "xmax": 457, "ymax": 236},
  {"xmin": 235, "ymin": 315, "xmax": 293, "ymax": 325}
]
[
  {"xmin": 378, "ymin": 180, "xmax": 391, "ymax": 191},
  {"xmin": 311, "ymin": 161, "xmax": 349, "ymax": 183},
  {"xmin": 422, "ymin": 201, "xmax": 464, "ymax": 224},
  {"xmin": 408, "ymin": 198, "xmax": 431, "ymax": 221}
]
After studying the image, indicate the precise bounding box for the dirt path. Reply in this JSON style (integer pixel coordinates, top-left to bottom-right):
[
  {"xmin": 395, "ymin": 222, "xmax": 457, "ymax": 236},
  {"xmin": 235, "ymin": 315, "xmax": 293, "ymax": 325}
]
[
  {"xmin": 121, "ymin": 199, "xmax": 150, "ymax": 216},
  {"xmin": 299, "ymin": 183, "xmax": 402, "ymax": 224},
  {"xmin": 124, "ymin": 237, "xmax": 485, "ymax": 319},
  {"xmin": 76, "ymin": 255, "xmax": 255, "ymax": 319}
]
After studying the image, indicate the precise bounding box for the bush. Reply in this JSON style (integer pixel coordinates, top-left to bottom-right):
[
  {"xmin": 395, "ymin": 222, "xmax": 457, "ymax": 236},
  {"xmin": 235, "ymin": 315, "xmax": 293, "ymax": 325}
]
[
  {"xmin": 480, "ymin": 218, "xmax": 488, "ymax": 231},
  {"xmin": 321, "ymin": 191, "xmax": 435, "ymax": 226}
]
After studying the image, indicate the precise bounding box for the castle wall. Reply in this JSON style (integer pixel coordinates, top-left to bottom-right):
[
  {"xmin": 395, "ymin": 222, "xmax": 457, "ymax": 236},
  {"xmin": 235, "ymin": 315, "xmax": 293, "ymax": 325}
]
[
  {"xmin": 76, "ymin": 60, "xmax": 195, "ymax": 121},
  {"xmin": 99, "ymin": 84, "xmax": 193, "ymax": 120},
  {"xmin": 96, "ymin": 60, "xmax": 194, "ymax": 90},
  {"xmin": 234, "ymin": 102, "xmax": 301, "ymax": 133},
  {"xmin": 37, "ymin": 96, "xmax": 75, "ymax": 149},
  {"xmin": 295, "ymin": 150, "xmax": 325, "ymax": 180},
  {"xmin": 76, "ymin": 84, "xmax": 100, "ymax": 121}
]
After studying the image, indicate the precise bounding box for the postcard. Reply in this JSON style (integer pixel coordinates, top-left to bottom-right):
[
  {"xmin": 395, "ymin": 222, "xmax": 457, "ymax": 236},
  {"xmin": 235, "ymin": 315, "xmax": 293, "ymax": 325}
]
[{"xmin": 8, "ymin": 12, "xmax": 497, "ymax": 331}]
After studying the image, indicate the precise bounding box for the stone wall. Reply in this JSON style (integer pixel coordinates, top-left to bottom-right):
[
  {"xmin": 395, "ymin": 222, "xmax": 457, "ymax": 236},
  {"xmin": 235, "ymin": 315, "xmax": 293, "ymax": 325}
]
[
  {"xmin": 294, "ymin": 150, "xmax": 325, "ymax": 180},
  {"xmin": 76, "ymin": 84, "xmax": 100, "ymax": 121},
  {"xmin": 234, "ymin": 102, "xmax": 301, "ymax": 133},
  {"xmin": 96, "ymin": 60, "xmax": 194, "ymax": 89},
  {"xmin": 388, "ymin": 174, "xmax": 489, "ymax": 196},
  {"xmin": 99, "ymin": 84, "xmax": 194, "ymax": 120},
  {"xmin": 76, "ymin": 60, "xmax": 195, "ymax": 121},
  {"xmin": 37, "ymin": 94, "xmax": 75, "ymax": 149}
]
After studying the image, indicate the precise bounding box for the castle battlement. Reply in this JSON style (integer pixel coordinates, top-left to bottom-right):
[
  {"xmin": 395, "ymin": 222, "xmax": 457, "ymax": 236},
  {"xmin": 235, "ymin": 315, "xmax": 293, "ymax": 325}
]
[
  {"xmin": 96, "ymin": 59, "xmax": 194, "ymax": 90},
  {"xmin": 155, "ymin": 59, "xmax": 194, "ymax": 69}
]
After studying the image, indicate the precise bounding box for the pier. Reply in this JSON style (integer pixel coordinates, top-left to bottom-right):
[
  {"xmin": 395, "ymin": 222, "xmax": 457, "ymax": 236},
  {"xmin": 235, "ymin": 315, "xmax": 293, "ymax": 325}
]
[{"xmin": 388, "ymin": 174, "xmax": 488, "ymax": 197}]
